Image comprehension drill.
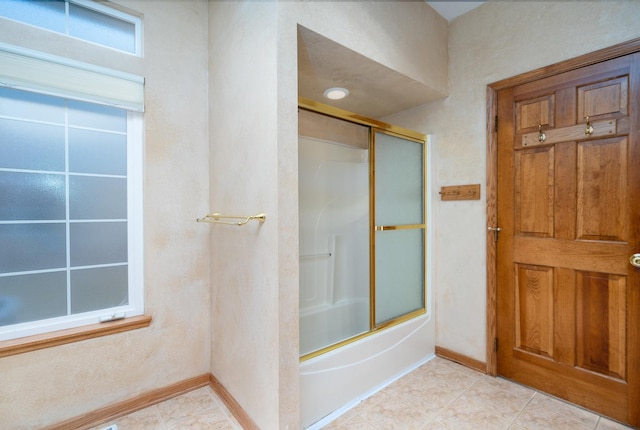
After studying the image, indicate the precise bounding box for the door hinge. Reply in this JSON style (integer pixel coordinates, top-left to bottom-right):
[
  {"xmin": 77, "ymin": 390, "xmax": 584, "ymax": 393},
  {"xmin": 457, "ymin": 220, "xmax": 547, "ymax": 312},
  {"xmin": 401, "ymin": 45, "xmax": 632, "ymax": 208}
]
[
  {"xmin": 494, "ymin": 337, "xmax": 498, "ymax": 352},
  {"xmin": 494, "ymin": 115, "xmax": 498, "ymax": 132}
]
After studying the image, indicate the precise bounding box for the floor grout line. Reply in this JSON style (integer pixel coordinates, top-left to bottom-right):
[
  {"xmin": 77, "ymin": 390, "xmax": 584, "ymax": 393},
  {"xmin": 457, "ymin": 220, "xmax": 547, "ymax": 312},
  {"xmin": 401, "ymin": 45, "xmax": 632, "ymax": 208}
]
[
  {"xmin": 507, "ymin": 390, "xmax": 537, "ymax": 430},
  {"xmin": 414, "ymin": 367, "xmax": 486, "ymax": 428},
  {"xmin": 152, "ymin": 405, "xmax": 167, "ymax": 430}
]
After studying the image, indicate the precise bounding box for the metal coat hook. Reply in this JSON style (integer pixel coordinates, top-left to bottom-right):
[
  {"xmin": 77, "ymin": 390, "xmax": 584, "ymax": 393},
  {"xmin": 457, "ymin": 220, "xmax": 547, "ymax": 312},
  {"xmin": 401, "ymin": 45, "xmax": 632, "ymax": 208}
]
[
  {"xmin": 585, "ymin": 116, "xmax": 594, "ymax": 135},
  {"xmin": 538, "ymin": 124, "xmax": 546, "ymax": 143}
]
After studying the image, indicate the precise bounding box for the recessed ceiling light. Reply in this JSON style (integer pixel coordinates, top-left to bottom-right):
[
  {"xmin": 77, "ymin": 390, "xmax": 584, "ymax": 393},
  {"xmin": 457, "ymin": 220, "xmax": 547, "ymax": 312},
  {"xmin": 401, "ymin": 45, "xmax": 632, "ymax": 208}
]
[{"xmin": 323, "ymin": 87, "xmax": 349, "ymax": 100}]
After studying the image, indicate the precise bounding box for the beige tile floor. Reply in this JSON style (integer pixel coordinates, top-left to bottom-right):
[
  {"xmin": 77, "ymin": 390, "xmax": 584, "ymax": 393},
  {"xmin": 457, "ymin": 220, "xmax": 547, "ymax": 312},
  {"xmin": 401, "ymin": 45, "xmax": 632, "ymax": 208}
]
[
  {"xmin": 322, "ymin": 357, "xmax": 634, "ymax": 430},
  {"xmin": 90, "ymin": 387, "xmax": 242, "ymax": 430},
  {"xmin": 97, "ymin": 357, "xmax": 634, "ymax": 430}
]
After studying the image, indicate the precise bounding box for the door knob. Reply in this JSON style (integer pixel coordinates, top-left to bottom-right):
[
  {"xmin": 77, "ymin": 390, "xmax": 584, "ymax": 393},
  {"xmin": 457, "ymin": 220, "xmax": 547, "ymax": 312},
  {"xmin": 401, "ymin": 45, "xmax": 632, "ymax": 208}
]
[
  {"xmin": 488, "ymin": 226, "xmax": 502, "ymax": 242},
  {"xmin": 631, "ymin": 253, "xmax": 640, "ymax": 268}
]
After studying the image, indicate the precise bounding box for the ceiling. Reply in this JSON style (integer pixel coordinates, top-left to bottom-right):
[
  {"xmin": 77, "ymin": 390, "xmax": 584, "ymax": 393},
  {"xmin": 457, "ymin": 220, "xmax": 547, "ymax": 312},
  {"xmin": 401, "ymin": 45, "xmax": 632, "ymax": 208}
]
[
  {"xmin": 426, "ymin": 1, "xmax": 485, "ymax": 22},
  {"xmin": 297, "ymin": 3, "xmax": 485, "ymax": 119}
]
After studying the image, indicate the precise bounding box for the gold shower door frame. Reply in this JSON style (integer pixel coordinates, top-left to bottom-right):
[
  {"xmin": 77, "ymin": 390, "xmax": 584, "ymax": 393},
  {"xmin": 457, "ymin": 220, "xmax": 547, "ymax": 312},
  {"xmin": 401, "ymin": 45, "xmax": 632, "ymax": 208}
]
[{"xmin": 299, "ymin": 98, "xmax": 427, "ymax": 361}]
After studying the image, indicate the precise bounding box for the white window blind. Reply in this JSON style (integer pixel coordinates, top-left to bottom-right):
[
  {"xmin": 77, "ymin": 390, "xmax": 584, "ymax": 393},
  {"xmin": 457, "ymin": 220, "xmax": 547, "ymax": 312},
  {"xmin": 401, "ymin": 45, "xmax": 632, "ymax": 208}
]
[{"xmin": 0, "ymin": 43, "xmax": 144, "ymax": 111}]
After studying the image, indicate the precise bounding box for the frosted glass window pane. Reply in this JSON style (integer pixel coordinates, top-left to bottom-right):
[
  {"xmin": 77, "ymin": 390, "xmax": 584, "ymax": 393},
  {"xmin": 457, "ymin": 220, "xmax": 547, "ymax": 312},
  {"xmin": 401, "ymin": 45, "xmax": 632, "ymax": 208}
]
[
  {"xmin": 68, "ymin": 100, "xmax": 127, "ymax": 132},
  {"xmin": 0, "ymin": 119, "xmax": 65, "ymax": 171},
  {"xmin": 71, "ymin": 265, "xmax": 128, "ymax": 313},
  {"xmin": 0, "ymin": 272, "xmax": 67, "ymax": 326},
  {"xmin": 0, "ymin": 172, "xmax": 65, "ymax": 220},
  {"xmin": 375, "ymin": 132, "xmax": 423, "ymax": 226},
  {"xmin": 70, "ymin": 176, "xmax": 127, "ymax": 220},
  {"xmin": 375, "ymin": 228, "xmax": 424, "ymax": 324},
  {"xmin": 0, "ymin": 88, "xmax": 65, "ymax": 123},
  {"xmin": 69, "ymin": 128, "xmax": 127, "ymax": 175},
  {"xmin": 0, "ymin": 0, "xmax": 66, "ymax": 33},
  {"xmin": 68, "ymin": 3, "xmax": 135, "ymax": 53},
  {"xmin": 70, "ymin": 222, "xmax": 127, "ymax": 267},
  {"xmin": 0, "ymin": 79, "xmax": 140, "ymax": 338},
  {"xmin": 0, "ymin": 224, "xmax": 66, "ymax": 273}
]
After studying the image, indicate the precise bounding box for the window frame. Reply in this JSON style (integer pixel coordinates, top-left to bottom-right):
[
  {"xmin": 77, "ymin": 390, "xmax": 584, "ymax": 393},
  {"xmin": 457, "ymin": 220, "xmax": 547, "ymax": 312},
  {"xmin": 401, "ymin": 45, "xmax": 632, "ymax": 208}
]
[
  {"xmin": 0, "ymin": 0, "xmax": 143, "ymax": 56},
  {"xmin": 0, "ymin": 30, "xmax": 147, "ymax": 349}
]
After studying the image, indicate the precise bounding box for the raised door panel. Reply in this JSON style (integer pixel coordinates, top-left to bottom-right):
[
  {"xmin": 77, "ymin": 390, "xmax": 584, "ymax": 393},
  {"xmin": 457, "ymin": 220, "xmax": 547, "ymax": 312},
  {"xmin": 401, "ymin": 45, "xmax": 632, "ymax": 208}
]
[
  {"xmin": 516, "ymin": 94, "xmax": 555, "ymax": 134},
  {"xmin": 576, "ymin": 271, "xmax": 627, "ymax": 380},
  {"xmin": 515, "ymin": 264, "xmax": 554, "ymax": 358},
  {"xmin": 578, "ymin": 76, "xmax": 628, "ymax": 120},
  {"xmin": 515, "ymin": 147, "xmax": 554, "ymax": 237},
  {"xmin": 577, "ymin": 136, "xmax": 628, "ymax": 242}
]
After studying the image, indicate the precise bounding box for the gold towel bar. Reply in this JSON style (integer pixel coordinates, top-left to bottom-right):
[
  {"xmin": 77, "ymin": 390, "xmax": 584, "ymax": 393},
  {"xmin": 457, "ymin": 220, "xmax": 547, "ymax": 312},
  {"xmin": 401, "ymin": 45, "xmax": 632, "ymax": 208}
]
[{"xmin": 196, "ymin": 212, "xmax": 266, "ymax": 226}]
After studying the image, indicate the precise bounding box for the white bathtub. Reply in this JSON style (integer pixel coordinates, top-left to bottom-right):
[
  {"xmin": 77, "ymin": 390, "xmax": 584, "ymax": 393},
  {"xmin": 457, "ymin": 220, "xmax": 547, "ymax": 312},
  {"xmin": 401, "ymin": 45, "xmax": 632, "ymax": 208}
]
[{"xmin": 300, "ymin": 312, "xmax": 435, "ymax": 428}]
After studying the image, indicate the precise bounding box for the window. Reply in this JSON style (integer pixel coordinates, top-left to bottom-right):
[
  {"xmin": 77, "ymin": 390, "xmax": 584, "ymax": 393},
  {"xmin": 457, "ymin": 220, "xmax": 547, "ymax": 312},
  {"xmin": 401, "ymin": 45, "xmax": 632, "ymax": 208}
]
[
  {"xmin": 0, "ymin": 44, "xmax": 144, "ymax": 342},
  {"xmin": 0, "ymin": 0, "xmax": 142, "ymax": 55}
]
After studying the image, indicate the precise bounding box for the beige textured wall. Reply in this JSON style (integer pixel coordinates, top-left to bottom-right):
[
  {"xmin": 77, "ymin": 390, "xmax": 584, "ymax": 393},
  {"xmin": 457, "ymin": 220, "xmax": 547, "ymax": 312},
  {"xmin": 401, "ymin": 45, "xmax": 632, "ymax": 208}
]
[
  {"xmin": 385, "ymin": 1, "xmax": 640, "ymax": 362},
  {"xmin": 208, "ymin": 2, "xmax": 283, "ymax": 428},
  {"xmin": 287, "ymin": 1, "xmax": 448, "ymax": 94},
  {"xmin": 7, "ymin": 1, "xmax": 634, "ymax": 428},
  {"xmin": 0, "ymin": 1, "xmax": 211, "ymax": 427},
  {"xmin": 208, "ymin": 2, "xmax": 445, "ymax": 428}
]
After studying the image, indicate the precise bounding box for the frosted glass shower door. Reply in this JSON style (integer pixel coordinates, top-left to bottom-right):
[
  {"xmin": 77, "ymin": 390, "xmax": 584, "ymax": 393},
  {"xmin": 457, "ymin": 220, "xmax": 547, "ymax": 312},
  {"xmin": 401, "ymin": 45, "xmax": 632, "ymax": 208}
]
[
  {"xmin": 298, "ymin": 110, "xmax": 370, "ymax": 357},
  {"xmin": 298, "ymin": 104, "xmax": 427, "ymax": 358},
  {"xmin": 373, "ymin": 131, "xmax": 425, "ymax": 325}
]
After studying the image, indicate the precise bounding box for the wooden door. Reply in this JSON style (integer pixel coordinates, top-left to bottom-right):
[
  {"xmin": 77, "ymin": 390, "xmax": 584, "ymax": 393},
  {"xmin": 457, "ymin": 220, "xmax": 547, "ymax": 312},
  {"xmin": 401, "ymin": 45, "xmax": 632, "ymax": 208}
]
[{"xmin": 496, "ymin": 52, "xmax": 640, "ymax": 426}]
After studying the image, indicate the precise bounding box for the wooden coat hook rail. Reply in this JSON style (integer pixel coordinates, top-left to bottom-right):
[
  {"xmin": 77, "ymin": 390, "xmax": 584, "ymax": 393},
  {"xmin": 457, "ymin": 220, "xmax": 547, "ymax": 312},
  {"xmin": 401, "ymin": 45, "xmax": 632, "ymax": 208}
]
[
  {"xmin": 196, "ymin": 212, "xmax": 266, "ymax": 226},
  {"xmin": 439, "ymin": 184, "xmax": 481, "ymax": 201}
]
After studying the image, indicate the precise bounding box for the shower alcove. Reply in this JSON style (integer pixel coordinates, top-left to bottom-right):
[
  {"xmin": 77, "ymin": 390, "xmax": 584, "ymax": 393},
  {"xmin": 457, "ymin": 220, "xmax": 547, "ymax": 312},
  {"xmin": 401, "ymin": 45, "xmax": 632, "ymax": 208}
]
[
  {"xmin": 298, "ymin": 99, "xmax": 432, "ymax": 428},
  {"xmin": 297, "ymin": 25, "xmax": 438, "ymax": 429}
]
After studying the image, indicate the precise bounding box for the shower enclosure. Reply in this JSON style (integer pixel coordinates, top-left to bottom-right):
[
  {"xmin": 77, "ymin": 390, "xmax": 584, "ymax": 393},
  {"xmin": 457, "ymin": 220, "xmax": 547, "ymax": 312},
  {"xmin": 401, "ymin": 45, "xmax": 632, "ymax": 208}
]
[{"xmin": 299, "ymin": 102, "xmax": 426, "ymax": 359}]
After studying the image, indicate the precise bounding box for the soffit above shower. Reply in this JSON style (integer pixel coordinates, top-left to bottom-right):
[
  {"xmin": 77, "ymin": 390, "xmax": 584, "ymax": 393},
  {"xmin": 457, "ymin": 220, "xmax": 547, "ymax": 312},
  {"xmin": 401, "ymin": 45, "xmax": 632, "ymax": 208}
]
[{"xmin": 297, "ymin": 26, "xmax": 446, "ymax": 119}]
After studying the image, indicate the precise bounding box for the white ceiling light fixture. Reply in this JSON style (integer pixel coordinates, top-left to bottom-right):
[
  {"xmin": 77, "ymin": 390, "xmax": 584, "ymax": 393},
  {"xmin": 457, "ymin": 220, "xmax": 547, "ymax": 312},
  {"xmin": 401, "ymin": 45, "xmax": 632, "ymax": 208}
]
[{"xmin": 323, "ymin": 87, "xmax": 349, "ymax": 100}]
